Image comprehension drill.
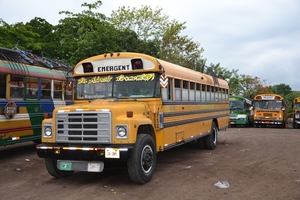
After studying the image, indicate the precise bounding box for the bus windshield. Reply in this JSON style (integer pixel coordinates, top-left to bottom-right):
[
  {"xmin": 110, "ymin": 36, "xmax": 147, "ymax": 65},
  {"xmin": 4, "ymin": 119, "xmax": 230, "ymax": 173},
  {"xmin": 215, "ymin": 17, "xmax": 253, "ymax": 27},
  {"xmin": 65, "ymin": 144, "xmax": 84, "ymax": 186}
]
[
  {"xmin": 254, "ymin": 100, "xmax": 282, "ymax": 110},
  {"xmin": 75, "ymin": 73, "xmax": 160, "ymax": 100},
  {"xmin": 295, "ymin": 103, "xmax": 300, "ymax": 109},
  {"xmin": 230, "ymin": 101, "xmax": 245, "ymax": 110}
]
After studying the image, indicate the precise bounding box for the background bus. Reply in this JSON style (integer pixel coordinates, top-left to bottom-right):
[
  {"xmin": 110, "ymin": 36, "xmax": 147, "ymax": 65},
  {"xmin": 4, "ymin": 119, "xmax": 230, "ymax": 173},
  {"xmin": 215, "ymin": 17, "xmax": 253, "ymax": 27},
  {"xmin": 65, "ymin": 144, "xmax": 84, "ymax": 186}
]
[
  {"xmin": 229, "ymin": 96, "xmax": 253, "ymax": 127},
  {"xmin": 292, "ymin": 97, "xmax": 300, "ymax": 129},
  {"xmin": 37, "ymin": 52, "xmax": 229, "ymax": 184},
  {"xmin": 252, "ymin": 93, "xmax": 287, "ymax": 128},
  {"xmin": 0, "ymin": 47, "xmax": 73, "ymax": 147}
]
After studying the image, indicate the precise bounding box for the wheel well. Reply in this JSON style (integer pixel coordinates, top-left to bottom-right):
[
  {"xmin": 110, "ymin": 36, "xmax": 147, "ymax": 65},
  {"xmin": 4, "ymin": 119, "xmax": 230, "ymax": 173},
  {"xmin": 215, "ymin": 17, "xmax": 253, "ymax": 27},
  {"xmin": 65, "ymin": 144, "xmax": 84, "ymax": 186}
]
[
  {"xmin": 137, "ymin": 125, "xmax": 155, "ymax": 141},
  {"xmin": 213, "ymin": 118, "xmax": 219, "ymax": 130}
]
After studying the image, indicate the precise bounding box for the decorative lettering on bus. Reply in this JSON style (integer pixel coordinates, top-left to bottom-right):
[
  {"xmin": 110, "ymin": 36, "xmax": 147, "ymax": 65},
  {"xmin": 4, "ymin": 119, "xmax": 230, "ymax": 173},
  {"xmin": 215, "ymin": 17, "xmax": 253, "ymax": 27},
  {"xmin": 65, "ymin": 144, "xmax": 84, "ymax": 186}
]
[
  {"xmin": 98, "ymin": 65, "xmax": 130, "ymax": 72},
  {"xmin": 116, "ymin": 73, "xmax": 155, "ymax": 82},
  {"xmin": 78, "ymin": 76, "xmax": 113, "ymax": 85}
]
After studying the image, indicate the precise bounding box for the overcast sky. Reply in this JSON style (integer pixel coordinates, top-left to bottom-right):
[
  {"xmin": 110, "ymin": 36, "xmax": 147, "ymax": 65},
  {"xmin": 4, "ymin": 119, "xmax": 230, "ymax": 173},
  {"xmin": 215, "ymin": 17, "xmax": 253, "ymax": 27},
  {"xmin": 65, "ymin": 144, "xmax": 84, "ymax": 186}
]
[{"xmin": 1, "ymin": 0, "xmax": 299, "ymax": 90}]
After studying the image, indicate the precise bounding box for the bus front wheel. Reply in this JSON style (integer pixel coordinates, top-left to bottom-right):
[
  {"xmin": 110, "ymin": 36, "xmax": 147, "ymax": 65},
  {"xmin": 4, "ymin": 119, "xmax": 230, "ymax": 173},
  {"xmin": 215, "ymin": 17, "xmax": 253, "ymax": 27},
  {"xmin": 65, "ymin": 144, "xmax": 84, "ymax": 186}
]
[
  {"xmin": 45, "ymin": 158, "xmax": 74, "ymax": 178},
  {"xmin": 127, "ymin": 134, "xmax": 156, "ymax": 184}
]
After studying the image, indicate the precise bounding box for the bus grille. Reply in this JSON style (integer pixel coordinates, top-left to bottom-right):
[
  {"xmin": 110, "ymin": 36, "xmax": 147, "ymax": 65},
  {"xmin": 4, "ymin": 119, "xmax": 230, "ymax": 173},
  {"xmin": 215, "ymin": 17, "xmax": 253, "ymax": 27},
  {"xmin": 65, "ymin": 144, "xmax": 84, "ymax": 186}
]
[
  {"xmin": 55, "ymin": 111, "xmax": 111, "ymax": 143},
  {"xmin": 263, "ymin": 113, "xmax": 273, "ymax": 117},
  {"xmin": 230, "ymin": 114, "xmax": 237, "ymax": 118}
]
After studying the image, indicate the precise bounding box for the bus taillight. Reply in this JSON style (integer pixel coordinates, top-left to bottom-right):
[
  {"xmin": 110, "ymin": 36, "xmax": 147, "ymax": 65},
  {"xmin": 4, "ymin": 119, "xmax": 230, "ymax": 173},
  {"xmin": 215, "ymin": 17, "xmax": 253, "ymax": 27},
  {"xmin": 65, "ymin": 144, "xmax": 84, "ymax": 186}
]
[
  {"xmin": 82, "ymin": 62, "xmax": 94, "ymax": 73},
  {"xmin": 131, "ymin": 59, "xmax": 143, "ymax": 70}
]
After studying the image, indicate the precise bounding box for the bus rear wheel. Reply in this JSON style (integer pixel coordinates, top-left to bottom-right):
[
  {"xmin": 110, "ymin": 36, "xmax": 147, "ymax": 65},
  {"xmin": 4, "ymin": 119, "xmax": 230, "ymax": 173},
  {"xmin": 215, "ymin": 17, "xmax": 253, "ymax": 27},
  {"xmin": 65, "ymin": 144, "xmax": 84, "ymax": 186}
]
[
  {"xmin": 196, "ymin": 137, "xmax": 206, "ymax": 149},
  {"xmin": 45, "ymin": 158, "xmax": 74, "ymax": 178},
  {"xmin": 205, "ymin": 121, "xmax": 218, "ymax": 150},
  {"xmin": 127, "ymin": 134, "xmax": 156, "ymax": 184}
]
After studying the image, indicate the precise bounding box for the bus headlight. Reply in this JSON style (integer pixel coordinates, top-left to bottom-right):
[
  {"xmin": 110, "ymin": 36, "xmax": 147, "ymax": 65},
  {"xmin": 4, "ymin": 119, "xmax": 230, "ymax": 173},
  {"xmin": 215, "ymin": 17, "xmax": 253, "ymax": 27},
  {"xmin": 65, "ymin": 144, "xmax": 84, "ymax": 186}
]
[
  {"xmin": 44, "ymin": 126, "xmax": 52, "ymax": 138},
  {"xmin": 116, "ymin": 126, "xmax": 128, "ymax": 138}
]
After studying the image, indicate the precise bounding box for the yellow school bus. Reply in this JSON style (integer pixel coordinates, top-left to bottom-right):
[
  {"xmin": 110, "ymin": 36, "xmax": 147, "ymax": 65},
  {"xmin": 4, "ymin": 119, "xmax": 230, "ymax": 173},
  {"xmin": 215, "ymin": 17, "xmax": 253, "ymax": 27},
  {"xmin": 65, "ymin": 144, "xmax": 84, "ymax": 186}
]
[
  {"xmin": 253, "ymin": 93, "xmax": 287, "ymax": 128},
  {"xmin": 292, "ymin": 97, "xmax": 300, "ymax": 129},
  {"xmin": 36, "ymin": 52, "xmax": 229, "ymax": 184}
]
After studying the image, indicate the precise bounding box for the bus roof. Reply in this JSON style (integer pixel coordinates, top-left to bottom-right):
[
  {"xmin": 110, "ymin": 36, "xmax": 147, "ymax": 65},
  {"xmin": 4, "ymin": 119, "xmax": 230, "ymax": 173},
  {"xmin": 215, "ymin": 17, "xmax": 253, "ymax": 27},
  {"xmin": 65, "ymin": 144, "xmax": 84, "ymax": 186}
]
[
  {"xmin": 0, "ymin": 60, "xmax": 70, "ymax": 81},
  {"xmin": 229, "ymin": 95, "xmax": 252, "ymax": 104},
  {"xmin": 74, "ymin": 52, "xmax": 229, "ymax": 89},
  {"xmin": 253, "ymin": 93, "xmax": 284, "ymax": 101}
]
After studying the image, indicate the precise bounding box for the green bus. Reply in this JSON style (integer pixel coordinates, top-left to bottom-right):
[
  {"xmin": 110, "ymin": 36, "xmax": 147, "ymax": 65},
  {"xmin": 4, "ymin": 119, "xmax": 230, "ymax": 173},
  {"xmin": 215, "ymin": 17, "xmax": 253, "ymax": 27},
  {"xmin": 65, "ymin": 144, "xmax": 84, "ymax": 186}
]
[{"xmin": 229, "ymin": 96, "xmax": 253, "ymax": 127}]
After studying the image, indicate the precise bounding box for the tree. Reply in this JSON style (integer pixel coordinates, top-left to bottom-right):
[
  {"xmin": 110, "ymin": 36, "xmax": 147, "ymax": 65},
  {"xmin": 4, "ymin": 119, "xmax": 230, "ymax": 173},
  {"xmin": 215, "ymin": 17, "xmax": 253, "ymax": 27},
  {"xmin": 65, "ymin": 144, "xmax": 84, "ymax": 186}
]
[
  {"xmin": 285, "ymin": 91, "xmax": 300, "ymax": 115},
  {"xmin": 109, "ymin": 5, "xmax": 204, "ymax": 69},
  {"xmin": 270, "ymin": 84, "xmax": 292, "ymax": 97},
  {"xmin": 109, "ymin": 5, "xmax": 169, "ymax": 41},
  {"xmin": 237, "ymin": 74, "xmax": 272, "ymax": 99},
  {"xmin": 21, "ymin": 17, "xmax": 58, "ymax": 58},
  {"xmin": 0, "ymin": 19, "xmax": 38, "ymax": 49},
  {"xmin": 54, "ymin": 0, "xmax": 122, "ymax": 64}
]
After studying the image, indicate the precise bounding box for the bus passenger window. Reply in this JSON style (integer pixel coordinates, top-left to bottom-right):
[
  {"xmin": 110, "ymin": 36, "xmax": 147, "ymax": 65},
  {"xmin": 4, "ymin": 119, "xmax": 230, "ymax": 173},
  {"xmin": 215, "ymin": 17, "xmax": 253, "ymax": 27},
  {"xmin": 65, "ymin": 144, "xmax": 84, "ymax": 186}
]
[
  {"xmin": 10, "ymin": 76, "xmax": 24, "ymax": 99},
  {"xmin": 0, "ymin": 74, "xmax": 6, "ymax": 98},
  {"xmin": 11, "ymin": 87, "xmax": 24, "ymax": 98},
  {"xmin": 26, "ymin": 77, "xmax": 38, "ymax": 100},
  {"xmin": 42, "ymin": 81, "xmax": 51, "ymax": 99},
  {"xmin": 54, "ymin": 81, "xmax": 63, "ymax": 99},
  {"xmin": 65, "ymin": 89, "xmax": 72, "ymax": 100}
]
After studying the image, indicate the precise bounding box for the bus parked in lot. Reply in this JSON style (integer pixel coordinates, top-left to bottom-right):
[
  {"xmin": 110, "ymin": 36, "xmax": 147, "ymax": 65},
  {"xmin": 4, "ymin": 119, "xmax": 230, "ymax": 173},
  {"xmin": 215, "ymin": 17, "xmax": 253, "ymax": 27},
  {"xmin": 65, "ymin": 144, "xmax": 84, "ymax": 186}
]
[
  {"xmin": 229, "ymin": 96, "xmax": 253, "ymax": 127},
  {"xmin": 0, "ymin": 47, "xmax": 73, "ymax": 147},
  {"xmin": 252, "ymin": 93, "xmax": 287, "ymax": 128},
  {"xmin": 36, "ymin": 52, "xmax": 229, "ymax": 184},
  {"xmin": 292, "ymin": 97, "xmax": 300, "ymax": 129}
]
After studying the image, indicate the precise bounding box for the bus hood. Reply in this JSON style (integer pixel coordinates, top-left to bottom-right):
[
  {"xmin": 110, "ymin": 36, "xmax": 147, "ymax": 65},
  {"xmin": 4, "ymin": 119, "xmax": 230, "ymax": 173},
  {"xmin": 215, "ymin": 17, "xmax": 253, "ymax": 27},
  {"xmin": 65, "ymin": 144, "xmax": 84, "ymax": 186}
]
[{"xmin": 53, "ymin": 99, "xmax": 150, "ymax": 116}]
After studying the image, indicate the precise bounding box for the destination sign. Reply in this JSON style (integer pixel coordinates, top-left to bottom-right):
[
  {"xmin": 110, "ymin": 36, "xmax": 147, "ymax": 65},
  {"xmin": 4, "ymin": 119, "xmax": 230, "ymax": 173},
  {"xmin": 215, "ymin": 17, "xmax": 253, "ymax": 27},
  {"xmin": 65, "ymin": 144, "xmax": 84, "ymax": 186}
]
[{"xmin": 98, "ymin": 65, "xmax": 130, "ymax": 72}]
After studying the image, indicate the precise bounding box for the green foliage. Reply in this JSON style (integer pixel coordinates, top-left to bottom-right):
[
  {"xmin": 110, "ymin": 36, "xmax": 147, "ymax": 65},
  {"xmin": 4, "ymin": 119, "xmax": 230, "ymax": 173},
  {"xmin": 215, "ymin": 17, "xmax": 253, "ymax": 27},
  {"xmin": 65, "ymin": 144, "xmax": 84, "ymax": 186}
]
[
  {"xmin": 110, "ymin": 5, "xmax": 169, "ymax": 40},
  {"xmin": 53, "ymin": 1, "xmax": 121, "ymax": 64},
  {"xmin": 109, "ymin": 5, "xmax": 203, "ymax": 69},
  {"xmin": 270, "ymin": 84, "xmax": 292, "ymax": 97},
  {"xmin": 283, "ymin": 91, "xmax": 300, "ymax": 114},
  {"xmin": 231, "ymin": 74, "xmax": 270, "ymax": 99},
  {"xmin": 0, "ymin": 19, "xmax": 38, "ymax": 49}
]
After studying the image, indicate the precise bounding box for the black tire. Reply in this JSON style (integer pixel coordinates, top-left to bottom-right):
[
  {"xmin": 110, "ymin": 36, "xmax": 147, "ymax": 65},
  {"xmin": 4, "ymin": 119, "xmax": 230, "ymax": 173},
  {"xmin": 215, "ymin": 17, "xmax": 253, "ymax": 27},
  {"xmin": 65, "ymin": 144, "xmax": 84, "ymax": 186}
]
[
  {"xmin": 196, "ymin": 137, "xmax": 206, "ymax": 149},
  {"xmin": 127, "ymin": 134, "xmax": 156, "ymax": 184},
  {"xmin": 32, "ymin": 139, "xmax": 41, "ymax": 145},
  {"xmin": 45, "ymin": 158, "xmax": 74, "ymax": 178},
  {"xmin": 205, "ymin": 121, "xmax": 218, "ymax": 150}
]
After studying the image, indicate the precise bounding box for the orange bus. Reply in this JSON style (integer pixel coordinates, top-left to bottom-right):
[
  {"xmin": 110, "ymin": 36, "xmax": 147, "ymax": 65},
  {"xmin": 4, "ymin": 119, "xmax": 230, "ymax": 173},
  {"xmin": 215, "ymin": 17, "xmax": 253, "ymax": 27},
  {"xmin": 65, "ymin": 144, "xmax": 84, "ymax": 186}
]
[
  {"xmin": 36, "ymin": 52, "xmax": 229, "ymax": 184},
  {"xmin": 253, "ymin": 93, "xmax": 287, "ymax": 128}
]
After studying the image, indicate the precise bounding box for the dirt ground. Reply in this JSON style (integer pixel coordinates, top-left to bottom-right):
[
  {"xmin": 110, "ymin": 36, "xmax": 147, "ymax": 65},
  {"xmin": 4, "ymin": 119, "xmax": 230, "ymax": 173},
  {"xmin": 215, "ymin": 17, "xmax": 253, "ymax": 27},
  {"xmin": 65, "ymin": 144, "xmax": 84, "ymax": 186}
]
[{"xmin": 0, "ymin": 127, "xmax": 299, "ymax": 200}]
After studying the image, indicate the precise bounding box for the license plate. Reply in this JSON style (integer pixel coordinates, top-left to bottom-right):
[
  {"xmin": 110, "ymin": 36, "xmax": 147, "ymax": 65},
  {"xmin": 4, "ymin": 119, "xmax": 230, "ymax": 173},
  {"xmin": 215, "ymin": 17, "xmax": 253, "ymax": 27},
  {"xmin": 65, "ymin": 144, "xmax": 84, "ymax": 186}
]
[
  {"xmin": 105, "ymin": 148, "xmax": 120, "ymax": 158},
  {"xmin": 87, "ymin": 163, "xmax": 101, "ymax": 172},
  {"xmin": 59, "ymin": 161, "xmax": 72, "ymax": 171},
  {"xmin": 230, "ymin": 122, "xmax": 235, "ymax": 124}
]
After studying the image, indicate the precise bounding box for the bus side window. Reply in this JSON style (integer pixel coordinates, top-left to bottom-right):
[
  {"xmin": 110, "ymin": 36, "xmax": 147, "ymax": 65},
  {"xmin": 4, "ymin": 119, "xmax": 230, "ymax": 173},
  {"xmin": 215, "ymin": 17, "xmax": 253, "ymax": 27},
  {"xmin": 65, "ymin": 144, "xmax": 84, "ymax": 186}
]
[
  {"xmin": 26, "ymin": 77, "xmax": 38, "ymax": 100},
  {"xmin": 54, "ymin": 80, "xmax": 63, "ymax": 100},
  {"xmin": 10, "ymin": 76, "xmax": 25, "ymax": 99},
  {"xmin": 42, "ymin": 81, "xmax": 51, "ymax": 99},
  {"xmin": 0, "ymin": 74, "xmax": 6, "ymax": 98}
]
